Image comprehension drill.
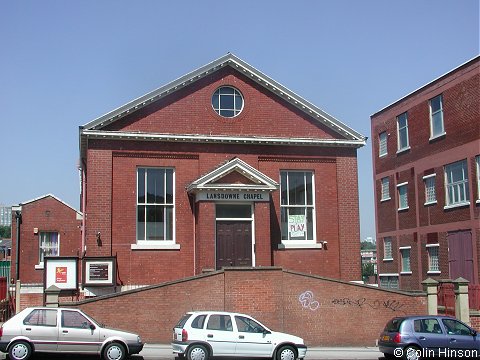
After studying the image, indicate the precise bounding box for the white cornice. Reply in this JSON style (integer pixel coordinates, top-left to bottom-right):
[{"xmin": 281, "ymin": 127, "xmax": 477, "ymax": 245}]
[{"xmin": 81, "ymin": 129, "xmax": 366, "ymax": 148}]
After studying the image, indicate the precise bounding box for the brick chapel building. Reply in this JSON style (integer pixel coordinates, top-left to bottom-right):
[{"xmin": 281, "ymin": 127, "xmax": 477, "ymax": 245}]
[
  {"xmin": 371, "ymin": 56, "xmax": 479, "ymax": 291},
  {"xmin": 79, "ymin": 54, "xmax": 366, "ymax": 294}
]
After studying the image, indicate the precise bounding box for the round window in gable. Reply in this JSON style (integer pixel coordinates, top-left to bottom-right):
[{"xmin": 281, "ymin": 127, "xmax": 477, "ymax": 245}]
[{"xmin": 212, "ymin": 86, "xmax": 244, "ymax": 118}]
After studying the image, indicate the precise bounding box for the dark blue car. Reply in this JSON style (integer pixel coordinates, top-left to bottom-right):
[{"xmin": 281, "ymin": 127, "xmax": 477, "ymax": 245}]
[{"xmin": 378, "ymin": 315, "xmax": 479, "ymax": 359}]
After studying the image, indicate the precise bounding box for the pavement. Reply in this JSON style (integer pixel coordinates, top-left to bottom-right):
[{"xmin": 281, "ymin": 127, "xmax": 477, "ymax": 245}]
[{"xmin": 0, "ymin": 344, "xmax": 385, "ymax": 360}]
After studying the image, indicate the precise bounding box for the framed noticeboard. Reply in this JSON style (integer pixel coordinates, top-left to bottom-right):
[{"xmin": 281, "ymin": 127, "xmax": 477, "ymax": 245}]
[
  {"xmin": 44, "ymin": 257, "xmax": 79, "ymax": 291},
  {"xmin": 82, "ymin": 257, "xmax": 116, "ymax": 287}
]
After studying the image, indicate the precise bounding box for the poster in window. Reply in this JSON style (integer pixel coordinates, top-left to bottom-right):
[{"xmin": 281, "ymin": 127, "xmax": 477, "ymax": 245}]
[
  {"xmin": 288, "ymin": 214, "xmax": 306, "ymax": 237},
  {"xmin": 44, "ymin": 257, "xmax": 78, "ymax": 291},
  {"xmin": 82, "ymin": 257, "xmax": 116, "ymax": 287}
]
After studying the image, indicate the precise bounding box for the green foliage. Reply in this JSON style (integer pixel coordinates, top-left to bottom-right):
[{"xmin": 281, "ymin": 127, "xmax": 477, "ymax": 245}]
[
  {"xmin": 362, "ymin": 262, "xmax": 375, "ymax": 277},
  {"xmin": 360, "ymin": 241, "xmax": 376, "ymax": 250},
  {"xmin": 0, "ymin": 226, "xmax": 11, "ymax": 239}
]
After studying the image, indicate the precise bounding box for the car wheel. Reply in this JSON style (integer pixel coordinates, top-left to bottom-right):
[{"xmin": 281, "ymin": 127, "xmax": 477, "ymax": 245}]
[
  {"xmin": 187, "ymin": 344, "xmax": 209, "ymax": 360},
  {"xmin": 276, "ymin": 345, "xmax": 296, "ymax": 360},
  {"xmin": 8, "ymin": 341, "xmax": 32, "ymax": 360},
  {"xmin": 103, "ymin": 342, "xmax": 126, "ymax": 360},
  {"xmin": 403, "ymin": 345, "xmax": 421, "ymax": 360}
]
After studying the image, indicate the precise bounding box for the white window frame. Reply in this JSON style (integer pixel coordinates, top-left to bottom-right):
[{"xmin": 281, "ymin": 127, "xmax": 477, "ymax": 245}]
[
  {"xmin": 426, "ymin": 244, "xmax": 440, "ymax": 274},
  {"xmin": 396, "ymin": 112, "xmax": 410, "ymax": 153},
  {"xmin": 132, "ymin": 167, "xmax": 179, "ymax": 250},
  {"xmin": 36, "ymin": 231, "xmax": 60, "ymax": 269},
  {"xmin": 212, "ymin": 86, "xmax": 244, "ymax": 118},
  {"xmin": 397, "ymin": 182, "xmax": 409, "ymax": 211},
  {"xmin": 381, "ymin": 177, "xmax": 391, "ymax": 201},
  {"xmin": 383, "ymin": 237, "xmax": 393, "ymax": 261},
  {"xmin": 423, "ymin": 174, "xmax": 437, "ymax": 205},
  {"xmin": 399, "ymin": 246, "xmax": 412, "ymax": 274},
  {"xmin": 476, "ymin": 156, "xmax": 480, "ymax": 204},
  {"xmin": 379, "ymin": 131, "xmax": 388, "ymax": 157},
  {"xmin": 279, "ymin": 171, "xmax": 320, "ymax": 249},
  {"xmin": 379, "ymin": 274, "xmax": 399, "ymax": 289},
  {"xmin": 444, "ymin": 160, "xmax": 470, "ymax": 209},
  {"xmin": 429, "ymin": 94, "xmax": 445, "ymax": 140}
]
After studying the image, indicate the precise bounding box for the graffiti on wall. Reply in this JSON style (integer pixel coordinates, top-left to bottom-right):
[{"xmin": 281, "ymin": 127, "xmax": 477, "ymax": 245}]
[
  {"xmin": 298, "ymin": 291, "xmax": 320, "ymax": 311},
  {"xmin": 332, "ymin": 297, "xmax": 406, "ymax": 313}
]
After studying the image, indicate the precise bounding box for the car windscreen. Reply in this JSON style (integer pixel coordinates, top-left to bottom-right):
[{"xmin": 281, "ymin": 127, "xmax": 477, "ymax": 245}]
[
  {"xmin": 384, "ymin": 318, "xmax": 404, "ymax": 332},
  {"xmin": 175, "ymin": 314, "xmax": 192, "ymax": 328}
]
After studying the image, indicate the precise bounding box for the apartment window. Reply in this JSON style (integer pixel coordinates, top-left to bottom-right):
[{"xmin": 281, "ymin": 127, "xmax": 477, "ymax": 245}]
[
  {"xmin": 379, "ymin": 275, "xmax": 399, "ymax": 289},
  {"xmin": 429, "ymin": 94, "xmax": 445, "ymax": 139},
  {"xmin": 381, "ymin": 177, "xmax": 390, "ymax": 201},
  {"xmin": 379, "ymin": 132, "xmax": 388, "ymax": 157},
  {"xmin": 280, "ymin": 171, "xmax": 315, "ymax": 244},
  {"xmin": 397, "ymin": 112, "xmax": 409, "ymax": 152},
  {"xmin": 423, "ymin": 174, "xmax": 437, "ymax": 205},
  {"xmin": 476, "ymin": 156, "xmax": 480, "ymax": 203},
  {"xmin": 137, "ymin": 168, "xmax": 175, "ymax": 244},
  {"xmin": 444, "ymin": 160, "xmax": 469, "ymax": 208},
  {"xmin": 397, "ymin": 182, "xmax": 409, "ymax": 210},
  {"xmin": 383, "ymin": 237, "xmax": 393, "ymax": 260},
  {"xmin": 400, "ymin": 247, "xmax": 411, "ymax": 273},
  {"xmin": 426, "ymin": 244, "xmax": 440, "ymax": 273},
  {"xmin": 39, "ymin": 232, "xmax": 59, "ymax": 264}
]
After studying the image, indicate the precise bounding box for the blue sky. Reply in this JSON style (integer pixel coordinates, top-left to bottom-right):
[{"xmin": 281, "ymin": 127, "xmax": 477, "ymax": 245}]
[{"xmin": 1, "ymin": 1, "xmax": 478, "ymax": 240}]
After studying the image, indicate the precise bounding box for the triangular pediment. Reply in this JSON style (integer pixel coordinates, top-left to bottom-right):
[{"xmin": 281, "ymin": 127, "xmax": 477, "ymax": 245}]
[
  {"xmin": 187, "ymin": 158, "xmax": 279, "ymax": 194},
  {"xmin": 80, "ymin": 53, "xmax": 366, "ymax": 158}
]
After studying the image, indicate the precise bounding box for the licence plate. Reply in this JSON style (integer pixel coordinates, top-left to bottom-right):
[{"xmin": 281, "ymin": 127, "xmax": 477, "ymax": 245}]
[{"xmin": 382, "ymin": 335, "xmax": 390, "ymax": 341}]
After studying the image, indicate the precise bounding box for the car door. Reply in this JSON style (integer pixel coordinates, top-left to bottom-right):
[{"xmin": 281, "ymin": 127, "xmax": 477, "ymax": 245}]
[
  {"xmin": 204, "ymin": 314, "xmax": 236, "ymax": 356},
  {"xmin": 412, "ymin": 318, "xmax": 448, "ymax": 356},
  {"xmin": 57, "ymin": 309, "xmax": 101, "ymax": 354},
  {"xmin": 234, "ymin": 315, "xmax": 273, "ymax": 357},
  {"xmin": 441, "ymin": 318, "xmax": 479, "ymax": 351},
  {"xmin": 21, "ymin": 308, "xmax": 59, "ymax": 352}
]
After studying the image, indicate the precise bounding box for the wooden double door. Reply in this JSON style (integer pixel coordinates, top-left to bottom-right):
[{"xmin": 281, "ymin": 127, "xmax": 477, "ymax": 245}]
[{"xmin": 216, "ymin": 221, "xmax": 252, "ymax": 269}]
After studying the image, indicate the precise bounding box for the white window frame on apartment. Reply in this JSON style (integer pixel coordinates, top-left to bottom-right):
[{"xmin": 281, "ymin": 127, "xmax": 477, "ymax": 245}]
[
  {"xmin": 279, "ymin": 170, "xmax": 320, "ymax": 249},
  {"xmin": 133, "ymin": 167, "xmax": 180, "ymax": 250},
  {"xmin": 397, "ymin": 182, "xmax": 409, "ymax": 211},
  {"xmin": 35, "ymin": 231, "xmax": 60, "ymax": 269},
  {"xmin": 426, "ymin": 244, "xmax": 440, "ymax": 274},
  {"xmin": 423, "ymin": 174, "xmax": 437, "ymax": 205},
  {"xmin": 429, "ymin": 94, "xmax": 445, "ymax": 140},
  {"xmin": 444, "ymin": 159, "xmax": 470, "ymax": 210},
  {"xmin": 381, "ymin": 177, "xmax": 391, "ymax": 202},
  {"xmin": 476, "ymin": 156, "xmax": 480, "ymax": 204},
  {"xmin": 379, "ymin": 274, "xmax": 399, "ymax": 289},
  {"xmin": 383, "ymin": 237, "xmax": 393, "ymax": 261},
  {"xmin": 396, "ymin": 112, "xmax": 410, "ymax": 153},
  {"xmin": 379, "ymin": 131, "xmax": 388, "ymax": 157},
  {"xmin": 399, "ymin": 246, "xmax": 412, "ymax": 274}
]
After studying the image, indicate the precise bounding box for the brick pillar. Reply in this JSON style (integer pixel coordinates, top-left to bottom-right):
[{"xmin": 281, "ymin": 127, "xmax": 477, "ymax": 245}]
[
  {"xmin": 453, "ymin": 277, "xmax": 470, "ymax": 325},
  {"xmin": 422, "ymin": 277, "xmax": 438, "ymax": 315}
]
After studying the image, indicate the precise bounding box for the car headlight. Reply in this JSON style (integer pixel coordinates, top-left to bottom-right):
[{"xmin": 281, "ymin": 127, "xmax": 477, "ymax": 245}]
[{"xmin": 137, "ymin": 336, "xmax": 142, "ymax": 343}]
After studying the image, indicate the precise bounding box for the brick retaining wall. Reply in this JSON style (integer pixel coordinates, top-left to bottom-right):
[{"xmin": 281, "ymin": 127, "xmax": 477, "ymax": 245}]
[{"xmin": 58, "ymin": 268, "xmax": 427, "ymax": 346}]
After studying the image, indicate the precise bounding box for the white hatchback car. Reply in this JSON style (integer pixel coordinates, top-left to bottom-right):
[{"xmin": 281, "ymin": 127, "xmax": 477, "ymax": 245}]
[
  {"xmin": 0, "ymin": 307, "xmax": 144, "ymax": 360},
  {"xmin": 172, "ymin": 311, "xmax": 307, "ymax": 360}
]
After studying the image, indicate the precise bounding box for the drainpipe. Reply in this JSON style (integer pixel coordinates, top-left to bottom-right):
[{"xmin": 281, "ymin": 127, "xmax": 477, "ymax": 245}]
[
  {"xmin": 14, "ymin": 208, "xmax": 21, "ymax": 314},
  {"xmin": 14, "ymin": 210, "xmax": 22, "ymax": 282},
  {"xmin": 81, "ymin": 160, "xmax": 87, "ymax": 257}
]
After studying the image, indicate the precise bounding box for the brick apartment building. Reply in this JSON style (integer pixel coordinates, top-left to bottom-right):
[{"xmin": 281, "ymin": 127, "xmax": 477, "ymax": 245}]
[
  {"xmin": 371, "ymin": 56, "xmax": 479, "ymax": 291},
  {"xmin": 78, "ymin": 53, "xmax": 366, "ymax": 294}
]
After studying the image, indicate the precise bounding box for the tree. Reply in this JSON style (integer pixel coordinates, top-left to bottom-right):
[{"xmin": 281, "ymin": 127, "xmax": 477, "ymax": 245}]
[
  {"xmin": 360, "ymin": 241, "xmax": 376, "ymax": 250},
  {"xmin": 0, "ymin": 225, "xmax": 11, "ymax": 239}
]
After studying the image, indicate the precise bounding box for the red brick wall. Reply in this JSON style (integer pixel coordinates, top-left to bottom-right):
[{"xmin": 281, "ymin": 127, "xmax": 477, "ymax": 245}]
[
  {"xmin": 372, "ymin": 58, "xmax": 479, "ymax": 290},
  {"xmin": 62, "ymin": 268, "xmax": 427, "ymax": 346},
  {"xmin": 11, "ymin": 196, "xmax": 82, "ymax": 284}
]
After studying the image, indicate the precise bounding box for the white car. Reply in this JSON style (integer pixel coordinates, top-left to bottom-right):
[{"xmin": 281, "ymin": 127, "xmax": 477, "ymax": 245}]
[
  {"xmin": 0, "ymin": 307, "xmax": 144, "ymax": 360},
  {"xmin": 172, "ymin": 311, "xmax": 307, "ymax": 360}
]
